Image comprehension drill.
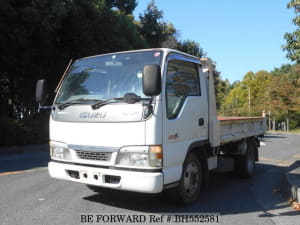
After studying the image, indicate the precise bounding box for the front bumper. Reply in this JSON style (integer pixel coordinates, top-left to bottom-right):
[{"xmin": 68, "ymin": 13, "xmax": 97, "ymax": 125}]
[{"xmin": 48, "ymin": 161, "xmax": 163, "ymax": 193}]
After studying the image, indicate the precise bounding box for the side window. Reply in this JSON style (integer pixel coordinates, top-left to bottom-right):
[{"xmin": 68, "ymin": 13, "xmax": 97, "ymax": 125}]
[{"xmin": 166, "ymin": 59, "xmax": 201, "ymax": 119}]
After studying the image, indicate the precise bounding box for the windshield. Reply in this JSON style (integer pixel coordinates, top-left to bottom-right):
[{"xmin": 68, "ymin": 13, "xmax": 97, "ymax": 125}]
[{"xmin": 55, "ymin": 51, "xmax": 162, "ymax": 104}]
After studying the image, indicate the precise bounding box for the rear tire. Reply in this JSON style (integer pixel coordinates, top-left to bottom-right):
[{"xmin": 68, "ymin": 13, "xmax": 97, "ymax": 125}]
[
  {"xmin": 167, "ymin": 153, "xmax": 202, "ymax": 205},
  {"xmin": 235, "ymin": 139, "xmax": 257, "ymax": 178}
]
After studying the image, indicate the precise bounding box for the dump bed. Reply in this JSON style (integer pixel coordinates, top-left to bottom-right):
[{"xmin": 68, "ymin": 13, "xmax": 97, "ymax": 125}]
[{"xmin": 218, "ymin": 117, "xmax": 266, "ymax": 144}]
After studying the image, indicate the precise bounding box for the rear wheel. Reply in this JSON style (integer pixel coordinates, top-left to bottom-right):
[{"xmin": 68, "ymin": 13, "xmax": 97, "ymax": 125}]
[
  {"xmin": 167, "ymin": 153, "xmax": 202, "ymax": 205},
  {"xmin": 235, "ymin": 139, "xmax": 257, "ymax": 178}
]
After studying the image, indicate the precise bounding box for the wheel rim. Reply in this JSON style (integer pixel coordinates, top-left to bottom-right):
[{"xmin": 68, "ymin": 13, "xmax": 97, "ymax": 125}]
[{"xmin": 183, "ymin": 161, "xmax": 201, "ymax": 199}]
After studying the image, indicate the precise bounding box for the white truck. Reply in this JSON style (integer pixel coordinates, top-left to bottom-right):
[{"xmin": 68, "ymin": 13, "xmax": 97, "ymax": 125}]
[{"xmin": 36, "ymin": 48, "xmax": 266, "ymax": 204}]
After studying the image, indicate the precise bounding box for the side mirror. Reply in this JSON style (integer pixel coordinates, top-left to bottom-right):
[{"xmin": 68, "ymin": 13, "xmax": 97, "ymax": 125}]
[
  {"xmin": 35, "ymin": 79, "xmax": 47, "ymax": 104},
  {"xmin": 142, "ymin": 65, "xmax": 161, "ymax": 96}
]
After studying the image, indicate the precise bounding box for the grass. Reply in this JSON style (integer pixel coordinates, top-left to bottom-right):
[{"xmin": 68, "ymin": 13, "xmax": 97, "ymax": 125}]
[
  {"xmin": 266, "ymin": 128, "xmax": 300, "ymax": 134},
  {"xmin": 289, "ymin": 128, "xmax": 300, "ymax": 134}
]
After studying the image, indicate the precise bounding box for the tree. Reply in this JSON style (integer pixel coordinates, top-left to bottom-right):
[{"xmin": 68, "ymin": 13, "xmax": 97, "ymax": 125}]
[
  {"xmin": 221, "ymin": 71, "xmax": 272, "ymax": 116},
  {"xmin": 0, "ymin": 0, "xmax": 225, "ymax": 145},
  {"xmin": 161, "ymin": 23, "xmax": 178, "ymax": 48},
  {"xmin": 283, "ymin": 0, "xmax": 300, "ymax": 62},
  {"xmin": 0, "ymin": 0, "xmax": 148, "ymax": 145},
  {"xmin": 270, "ymin": 64, "xmax": 300, "ymax": 129},
  {"xmin": 0, "ymin": 0, "xmax": 147, "ymax": 120},
  {"xmin": 106, "ymin": 0, "xmax": 137, "ymax": 14},
  {"xmin": 177, "ymin": 40, "xmax": 204, "ymax": 58},
  {"xmin": 215, "ymin": 78, "xmax": 231, "ymax": 111},
  {"xmin": 138, "ymin": 0, "xmax": 176, "ymax": 47}
]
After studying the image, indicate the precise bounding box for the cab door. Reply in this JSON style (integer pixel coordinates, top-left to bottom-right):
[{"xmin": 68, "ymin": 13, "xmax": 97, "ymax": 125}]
[{"xmin": 162, "ymin": 54, "xmax": 208, "ymax": 184}]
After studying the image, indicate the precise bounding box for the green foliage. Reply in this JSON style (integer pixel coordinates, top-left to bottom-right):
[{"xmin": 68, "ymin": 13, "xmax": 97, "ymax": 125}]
[
  {"xmin": 0, "ymin": 0, "xmax": 226, "ymax": 146},
  {"xmin": 270, "ymin": 64, "xmax": 300, "ymax": 121},
  {"xmin": 138, "ymin": 0, "xmax": 176, "ymax": 47},
  {"xmin": 0, "ymin": 0, "xmax": 147, "ymax": 145},
  {"xmin": 283, "ymin": 0, "xmax": 300, "ymax": 62},
  {"xmin": 221, "ymin": 64, "xmax": 300, "ymax": 130},
  {"xmin": 221, "ymin": 70, "xmax": 272, "ymax": 116},
  {"xmin": 289, "ymin": 111, "xmax": 300, "ymax": 129},
  {"xmin": 106, "ymin": 0, "xmax": 137, "ymax": 14},
  {"xmin": 177, "ymin": 40, "xmax": 204, "ymax": 58},
  {"xmin": 0, "ymin": 115, "xmax": 49, "ymax": 146},
  {"xmin": 0, "ymin": 0, "xmax": 145, "ymax": 117},
  {"xmin": 215, "ymin": 78, "xmax": 231, "ymax": 111},
  {"xmin": 0, "ymin": 0, "xmax": 212, "ymax": 146}
]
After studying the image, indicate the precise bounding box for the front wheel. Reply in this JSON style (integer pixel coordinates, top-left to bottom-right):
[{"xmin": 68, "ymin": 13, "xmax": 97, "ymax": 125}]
[{"xmin": 167, "ymin": 153, "xmax": 202, "ymax": 205}]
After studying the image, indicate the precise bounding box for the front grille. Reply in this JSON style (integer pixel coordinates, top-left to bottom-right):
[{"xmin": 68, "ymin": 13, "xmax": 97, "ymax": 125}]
[{"xmin": 75, "ymin": 150, "xmax": 112, "ymax": 161}]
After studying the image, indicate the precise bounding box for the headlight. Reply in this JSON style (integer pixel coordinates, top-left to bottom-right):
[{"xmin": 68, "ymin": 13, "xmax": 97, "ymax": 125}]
[
  {"xmin": 116, "ymin": 145, "xmax": 162, "ymax": 168},
  {"xmin": 50, "ymin": 141, "xmax": 72, "ymax": 161}
]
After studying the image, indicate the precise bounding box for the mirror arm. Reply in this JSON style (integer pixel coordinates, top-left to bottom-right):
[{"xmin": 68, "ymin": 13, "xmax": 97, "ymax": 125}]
[{"xmin": 38, "ymin": 103, "xmax": 52, "ymax": 113}]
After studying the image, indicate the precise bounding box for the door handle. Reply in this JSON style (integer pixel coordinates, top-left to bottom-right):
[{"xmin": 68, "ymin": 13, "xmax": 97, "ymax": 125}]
[{"xmin": 198, "ymin": 118, "xmax": 204, "ymax": 126}]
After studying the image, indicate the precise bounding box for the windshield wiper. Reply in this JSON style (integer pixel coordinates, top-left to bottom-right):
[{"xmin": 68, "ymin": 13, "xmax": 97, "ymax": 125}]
[
  {"xmin": 91, "ymin": 97, "xmax": 123, "ymax": 110},
  {"xmin": 91, "ymin": 93, "xmax": 151, "ymax": 110},
  {"xmin": 58, "ymin": 99, "xmax": 98, "ymax": 110}
]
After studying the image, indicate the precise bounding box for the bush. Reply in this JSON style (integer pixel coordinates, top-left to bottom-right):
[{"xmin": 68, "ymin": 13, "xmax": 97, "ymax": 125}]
[{"xmin": 0, "ymin": 115, "xmax": 49, "ymax": 146}]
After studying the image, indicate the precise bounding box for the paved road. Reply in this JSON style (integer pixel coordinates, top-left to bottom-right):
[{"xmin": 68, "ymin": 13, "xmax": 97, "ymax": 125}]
[{"xmin": 0, "ymin": 134, "xmax": 299, "ymax": 225}]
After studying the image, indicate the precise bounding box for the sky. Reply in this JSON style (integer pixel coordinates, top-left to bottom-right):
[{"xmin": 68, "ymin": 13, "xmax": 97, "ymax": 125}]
[{"xmin": 133, "ymin": 0, "xmax": 296, "ymax": 83}]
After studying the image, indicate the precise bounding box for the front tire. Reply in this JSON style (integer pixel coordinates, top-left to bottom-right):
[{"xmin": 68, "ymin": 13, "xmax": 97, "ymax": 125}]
[{"xmin": 167, "ymin": 153, "xmax": 202, "ymax": 205}]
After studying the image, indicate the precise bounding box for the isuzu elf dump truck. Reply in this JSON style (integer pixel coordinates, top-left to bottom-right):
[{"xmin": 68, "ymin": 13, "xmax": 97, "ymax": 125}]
[{"xmin": 36, "ymin": 48, "xmax": 266, "ymax": 204}]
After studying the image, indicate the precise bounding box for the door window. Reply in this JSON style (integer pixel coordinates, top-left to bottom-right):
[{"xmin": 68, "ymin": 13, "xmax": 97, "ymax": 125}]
[{"xmin": 166, "ymin": 59, "xmax": 201, "ymax": 119}]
